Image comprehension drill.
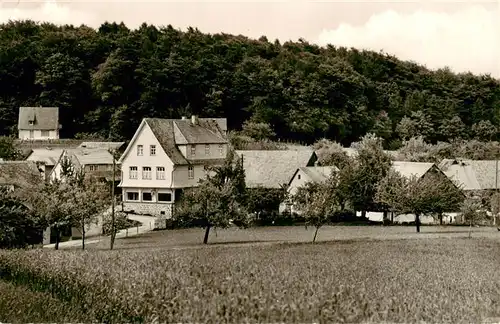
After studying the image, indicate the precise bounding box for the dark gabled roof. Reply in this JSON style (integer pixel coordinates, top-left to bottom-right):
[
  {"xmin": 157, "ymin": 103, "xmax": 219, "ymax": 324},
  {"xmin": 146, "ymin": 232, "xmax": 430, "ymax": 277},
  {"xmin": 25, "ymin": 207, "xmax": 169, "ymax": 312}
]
[
  {"xmin": 145, "ymin": 118, "xmax": 227, "ymax": 165},
  {"xmin": 0, "ymin": 161, "xmax": 42, "ymax": 189},
  {"xmin": 144, "ymin": 118, "xmax": 190, "ymax": 165},
  {"xmin": 173, "ymin": 119, "xmax": 227, "ymax": 144},
  {"xmin": 18, "ymin": 107, "xmax": 59, "ymax": 130},
  {"xmin": 236, "ymin": 150, "xmax": 317, "ymax": 188}
]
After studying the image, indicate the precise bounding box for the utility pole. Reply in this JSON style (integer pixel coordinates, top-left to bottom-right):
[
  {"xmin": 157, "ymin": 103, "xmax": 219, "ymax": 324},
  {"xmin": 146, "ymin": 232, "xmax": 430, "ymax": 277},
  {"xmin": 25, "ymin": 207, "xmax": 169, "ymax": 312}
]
[{"xmin": 109, "ymin": 148, "xmax": 118, "ymax": 250}]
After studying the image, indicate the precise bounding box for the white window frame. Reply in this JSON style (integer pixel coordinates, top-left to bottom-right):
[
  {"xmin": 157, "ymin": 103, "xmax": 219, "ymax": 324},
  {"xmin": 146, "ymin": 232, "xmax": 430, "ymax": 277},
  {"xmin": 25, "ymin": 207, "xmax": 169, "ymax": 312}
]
[
  {"xmin": 156, "ymin": 166, "xmax": 165, "ymax": 180},
  {"xmin": 190, "ymin": 145, "xmax": 196, "ymax": 156},
  {"xmin": 41, "ymin": 130, "xmax": 50, "ymax": 137},
  {"xmin": 188, "ymin": 166, "xmax": 194, "ymax": 179},
  {"xmin": 150, "ymin": 145, "xmax": 156, "ymax": 156},
  {"xmin": 89, "ymin": 165, "xmax": 98, "ymax": 171},
  {"xmin": 29, "ymin": 130, "xmax": 34, "ymax": 139},
  {"xmin": 129, "ymin": 166, "xmax": 138, "ymax": 179},
  {"xmin": 205, "ymin": 144, "xmax": 210, "ymax": 155},
  {"xmin": 142, "ymin": 166, "xmax": 152, "ymax": 180},
  {"xmin": 126, "ymin": 192, "xmax": 139, "ymax": 201},
  {"xmin": 137, "ymin": 145, "xmax": 143, "ymax": 156},
  {"xmin": 218, "ymin": 144, "xmax": 223, "ymax": 156}
]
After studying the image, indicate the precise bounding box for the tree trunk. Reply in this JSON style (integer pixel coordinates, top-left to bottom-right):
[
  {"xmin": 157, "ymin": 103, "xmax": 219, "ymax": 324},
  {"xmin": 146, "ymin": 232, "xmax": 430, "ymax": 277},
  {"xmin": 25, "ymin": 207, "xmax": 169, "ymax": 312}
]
[
  {"xmin": 361, "ymin": 210, "xmax": 366, "ymax": 219},
  {"xmin": 469, "ymin": 220, "xmax": 472, "ymax": 239},
  {"xmin": 439, "ymin": 213, "xmax": 443, "ymax": 226},
  {"xmin": 203, "ymin": 225, "xmax": 211, "ymax": 244},
  {"xmin": 415, "ymin": 214, "xmax": 421, "ymax": 233},
  {"xmin": 313, "ymin": 226, "xmax": 320, "ymax": 243},
  {"xmin": 54, "ymin": 227, "xmax": 60, "ymax": 250},
  {"xmin": 81, "ymin": 222, "xmax": 86, "ymax": 250},
  {"xmin": 390, "ymin": 212, "xmax": 394, "ymax": 223},
  {"xmin": 383, "ymin": 211, "xmax": 388, "ymax": 225}
]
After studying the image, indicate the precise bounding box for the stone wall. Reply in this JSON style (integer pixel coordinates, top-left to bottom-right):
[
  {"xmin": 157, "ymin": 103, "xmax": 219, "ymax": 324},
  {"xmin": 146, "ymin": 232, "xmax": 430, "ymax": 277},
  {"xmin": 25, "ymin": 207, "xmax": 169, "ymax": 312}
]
[{"xmin": 122, "ymin": 202, "xmax": 173, "ymax": 229}]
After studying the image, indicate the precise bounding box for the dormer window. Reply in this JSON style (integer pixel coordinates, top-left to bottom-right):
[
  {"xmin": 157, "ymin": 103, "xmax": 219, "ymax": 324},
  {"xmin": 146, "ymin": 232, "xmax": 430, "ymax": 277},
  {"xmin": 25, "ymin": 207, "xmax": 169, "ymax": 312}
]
[
  {"xmin": 190, "ymin": 145, "xmax": 196, "ymax": 156},
  {"xmin": 28, "ymin": 120, "xmax": 34, "ymax": 125}
]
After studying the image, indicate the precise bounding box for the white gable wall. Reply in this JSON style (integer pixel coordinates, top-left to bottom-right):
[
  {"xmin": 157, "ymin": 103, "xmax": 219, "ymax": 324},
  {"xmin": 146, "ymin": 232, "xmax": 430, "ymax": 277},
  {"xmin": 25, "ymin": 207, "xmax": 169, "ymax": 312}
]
[
  {"xmin": 288, "ymin": 169, "xmax": 311, "ymax": 197},
  {"xmin": 119, "ymin": 122, "xmax": 174, "ymax": 189}
]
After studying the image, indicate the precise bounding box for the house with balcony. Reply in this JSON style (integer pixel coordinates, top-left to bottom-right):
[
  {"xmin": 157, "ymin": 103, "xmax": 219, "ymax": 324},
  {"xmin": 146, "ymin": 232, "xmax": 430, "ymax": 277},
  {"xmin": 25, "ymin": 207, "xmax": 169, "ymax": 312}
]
[
  {"xmin": 18, "ymin": 107, "xmax": 60, "ymax": 140},
  {"xmin": 118, "ymin": 115, "xmax": 228, "ymax": 227}
]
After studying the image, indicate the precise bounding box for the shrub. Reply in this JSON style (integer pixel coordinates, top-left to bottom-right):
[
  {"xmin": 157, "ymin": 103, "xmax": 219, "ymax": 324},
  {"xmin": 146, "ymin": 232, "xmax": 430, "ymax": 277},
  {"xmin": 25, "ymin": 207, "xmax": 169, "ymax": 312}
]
[{"xmin": 102, "ymin": 212, "xmax": 141, "ymax": 236}]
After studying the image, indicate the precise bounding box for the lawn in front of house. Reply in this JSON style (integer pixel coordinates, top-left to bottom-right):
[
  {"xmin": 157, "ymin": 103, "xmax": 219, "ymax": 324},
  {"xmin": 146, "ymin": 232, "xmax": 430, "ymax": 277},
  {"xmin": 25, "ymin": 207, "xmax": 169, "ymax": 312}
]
[
  {"xmin": 1, "ymin": 237, "xmax": 500, "ymax": 322},
  {"xmin": 85, "ymin": 223, "xmax": 500, "ymax": 251}
]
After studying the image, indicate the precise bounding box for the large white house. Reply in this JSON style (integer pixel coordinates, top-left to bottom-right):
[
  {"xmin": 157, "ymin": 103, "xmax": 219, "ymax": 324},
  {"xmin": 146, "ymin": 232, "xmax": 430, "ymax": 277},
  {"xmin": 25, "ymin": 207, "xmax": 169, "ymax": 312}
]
[
  {"xmin": 18, "ymin": 107, "xmax": 60, "ymax": 140},
  {"xmin": 118, "ymin": 115, "xmax": 228, "ymax": 226}
]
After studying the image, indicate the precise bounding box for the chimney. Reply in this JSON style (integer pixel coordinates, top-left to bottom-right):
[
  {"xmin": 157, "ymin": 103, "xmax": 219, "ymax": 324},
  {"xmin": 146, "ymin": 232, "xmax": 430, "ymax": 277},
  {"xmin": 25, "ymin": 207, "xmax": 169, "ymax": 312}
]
[{"xmin": 191, "ymin": 115, "xmax": 198, "ymax": 125}]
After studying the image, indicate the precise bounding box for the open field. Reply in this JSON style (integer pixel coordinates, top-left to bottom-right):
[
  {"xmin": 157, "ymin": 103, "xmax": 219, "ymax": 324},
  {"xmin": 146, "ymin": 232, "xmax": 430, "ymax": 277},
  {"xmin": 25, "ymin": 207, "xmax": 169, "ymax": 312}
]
[
  {"xmin": 0, "ymin": 280, "xmax": 92, "ymax": 323},
  {"xmin": 85, "ymin": 224, "xmax": 500, "ymax": 250},
  {"xmin": 2, "ymin": 235, "xmax": 500, "ymax": 322}
]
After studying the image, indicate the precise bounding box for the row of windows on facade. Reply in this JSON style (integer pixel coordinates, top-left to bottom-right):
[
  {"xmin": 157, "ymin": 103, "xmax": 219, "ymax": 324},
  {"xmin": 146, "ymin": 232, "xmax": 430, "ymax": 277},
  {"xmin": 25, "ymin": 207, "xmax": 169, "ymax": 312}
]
[
  {"xmin": 136, "ymin": 144, "xmax": 224, "ymax": 156},
  {"xmin": 28, "ymin": 130, "xmax": 51, "ymax": 138},
  {"xmin": 126, "ymin": 191, "xmax": 172, "ymax": 202},
  {"xmin": 129, "ymin": 166, "xmax": 195, "ymax": 180}
]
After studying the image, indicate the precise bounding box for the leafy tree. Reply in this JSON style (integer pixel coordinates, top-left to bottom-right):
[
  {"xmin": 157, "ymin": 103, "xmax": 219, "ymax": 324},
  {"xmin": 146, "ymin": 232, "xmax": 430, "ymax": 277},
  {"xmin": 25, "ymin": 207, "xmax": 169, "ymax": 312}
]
[
  {"xmin": 241, "ymin": 120, "xmax": 275, "ymax": 141},
  {"xmin": 175, "ymin": 152, "xmax": 248, "ymax": 244},
  {"xmin": 396, "ymin": 136, "xmax": 433, "ymax": 162},
  {"xmin": 459, "ymin": 199, "xmax": 489, "ymax": 238},
  {"xmin": 0, "ymin": 187, "xmax": 44, "ymax": 248},
  {"xmin": 349, "ymin": 134, "xmax": 392, "ymax": 218},
  {"xmin": 0, "ymin": 137, "xmax": 21, "ymax": 161},
  {"xmin": 292, "ymin": 172, "xmax": 340, "ymax": 243},
  {"xmin": 246, "ymin": 187, "xmax": 286, "ymax": 220},
  {"xmin": 370, "ymin": 110, "xmax": 393, "ymax": 141},
  {"xmin": 0, "ymin": 20, "xmax": 499, "ymax": 147},
  {"xmin": 65, "ymin": 170, "xmax": 110, "ymax": 250},
  {"xmin": 396, "ymin": 111, "xmax": 433, "ymax": 141},
  {"xmin": 472, "ymin": 120, "xmax": 497, "ymax": 141},
  {"xmin": 395, "ymin": 117, "xmax": 418, "ymax": 141},
  {"xmin": 313, "ymin": 138, "xmax": 352, "ymax": 169},
  {"xmin": 27, "ymin": 179, "xmax": 73, "ymax": 249},
  {"xmin": 439, "ymin": 116, "xmax": 467, "ymax": 141},
  {"xmin": 376, "ymin": 170, "xmax": 464, "ymax": 232}
]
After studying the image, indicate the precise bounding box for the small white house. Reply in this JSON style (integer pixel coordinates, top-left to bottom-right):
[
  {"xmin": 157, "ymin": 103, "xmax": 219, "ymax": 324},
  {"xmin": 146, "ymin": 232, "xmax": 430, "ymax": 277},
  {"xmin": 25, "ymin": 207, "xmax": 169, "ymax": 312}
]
[
  {"xmin": 118, "ymin": 115, "xmax": 228, "ymax": 227},
  {"xmin": 279, "ymin": 166, "xmax": 339, "ymax": 214},
  {"xmin": 18, "ymin": 107, "xmax": 60, "ymax": 140}
]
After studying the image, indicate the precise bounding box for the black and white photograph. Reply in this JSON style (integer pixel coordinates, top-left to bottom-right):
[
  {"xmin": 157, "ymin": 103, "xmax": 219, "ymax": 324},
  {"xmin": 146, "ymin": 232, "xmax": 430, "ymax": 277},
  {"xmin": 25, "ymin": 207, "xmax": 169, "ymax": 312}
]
[{"xmin": 0, "ymin": 0, "xmax": 499, "ymax": 322}]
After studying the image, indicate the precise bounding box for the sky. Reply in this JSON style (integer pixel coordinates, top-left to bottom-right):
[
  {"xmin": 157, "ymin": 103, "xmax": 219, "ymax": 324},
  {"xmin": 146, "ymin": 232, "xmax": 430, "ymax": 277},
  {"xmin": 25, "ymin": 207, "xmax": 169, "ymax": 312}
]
[{"xmin": 0, "ymin": 0, "xmax": 499, "ymax": 77}]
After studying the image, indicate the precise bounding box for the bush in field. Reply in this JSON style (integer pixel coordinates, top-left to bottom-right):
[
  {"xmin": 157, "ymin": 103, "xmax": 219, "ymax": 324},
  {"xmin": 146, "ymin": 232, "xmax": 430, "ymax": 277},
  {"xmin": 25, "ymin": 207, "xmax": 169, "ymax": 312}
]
[{"xmin": 102, "ymin": 212, "xmax": 141, "ymax": 236}]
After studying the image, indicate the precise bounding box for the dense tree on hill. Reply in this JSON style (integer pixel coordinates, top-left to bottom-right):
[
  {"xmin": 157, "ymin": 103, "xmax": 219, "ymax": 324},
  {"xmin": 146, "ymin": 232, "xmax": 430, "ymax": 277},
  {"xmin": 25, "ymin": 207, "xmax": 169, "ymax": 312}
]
[{"xmin": 1, "ymin": 20, "xmax": 500, "ymax": 145}]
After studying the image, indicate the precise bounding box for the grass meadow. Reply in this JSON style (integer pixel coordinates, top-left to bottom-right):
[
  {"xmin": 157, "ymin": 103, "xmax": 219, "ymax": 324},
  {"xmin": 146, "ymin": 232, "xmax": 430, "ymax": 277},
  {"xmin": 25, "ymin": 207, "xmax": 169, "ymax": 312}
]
[{"xmin": 1, "ymin": 226, "xmax": 500, "ymax": 323}]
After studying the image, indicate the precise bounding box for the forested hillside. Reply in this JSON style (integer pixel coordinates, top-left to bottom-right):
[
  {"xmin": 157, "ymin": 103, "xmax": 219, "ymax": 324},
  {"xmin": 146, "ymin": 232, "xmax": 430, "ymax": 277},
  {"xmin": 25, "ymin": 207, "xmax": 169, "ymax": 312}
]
[{"xmin": 1, "ymin": 20, "xmax": 499, "ymax": 146}]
